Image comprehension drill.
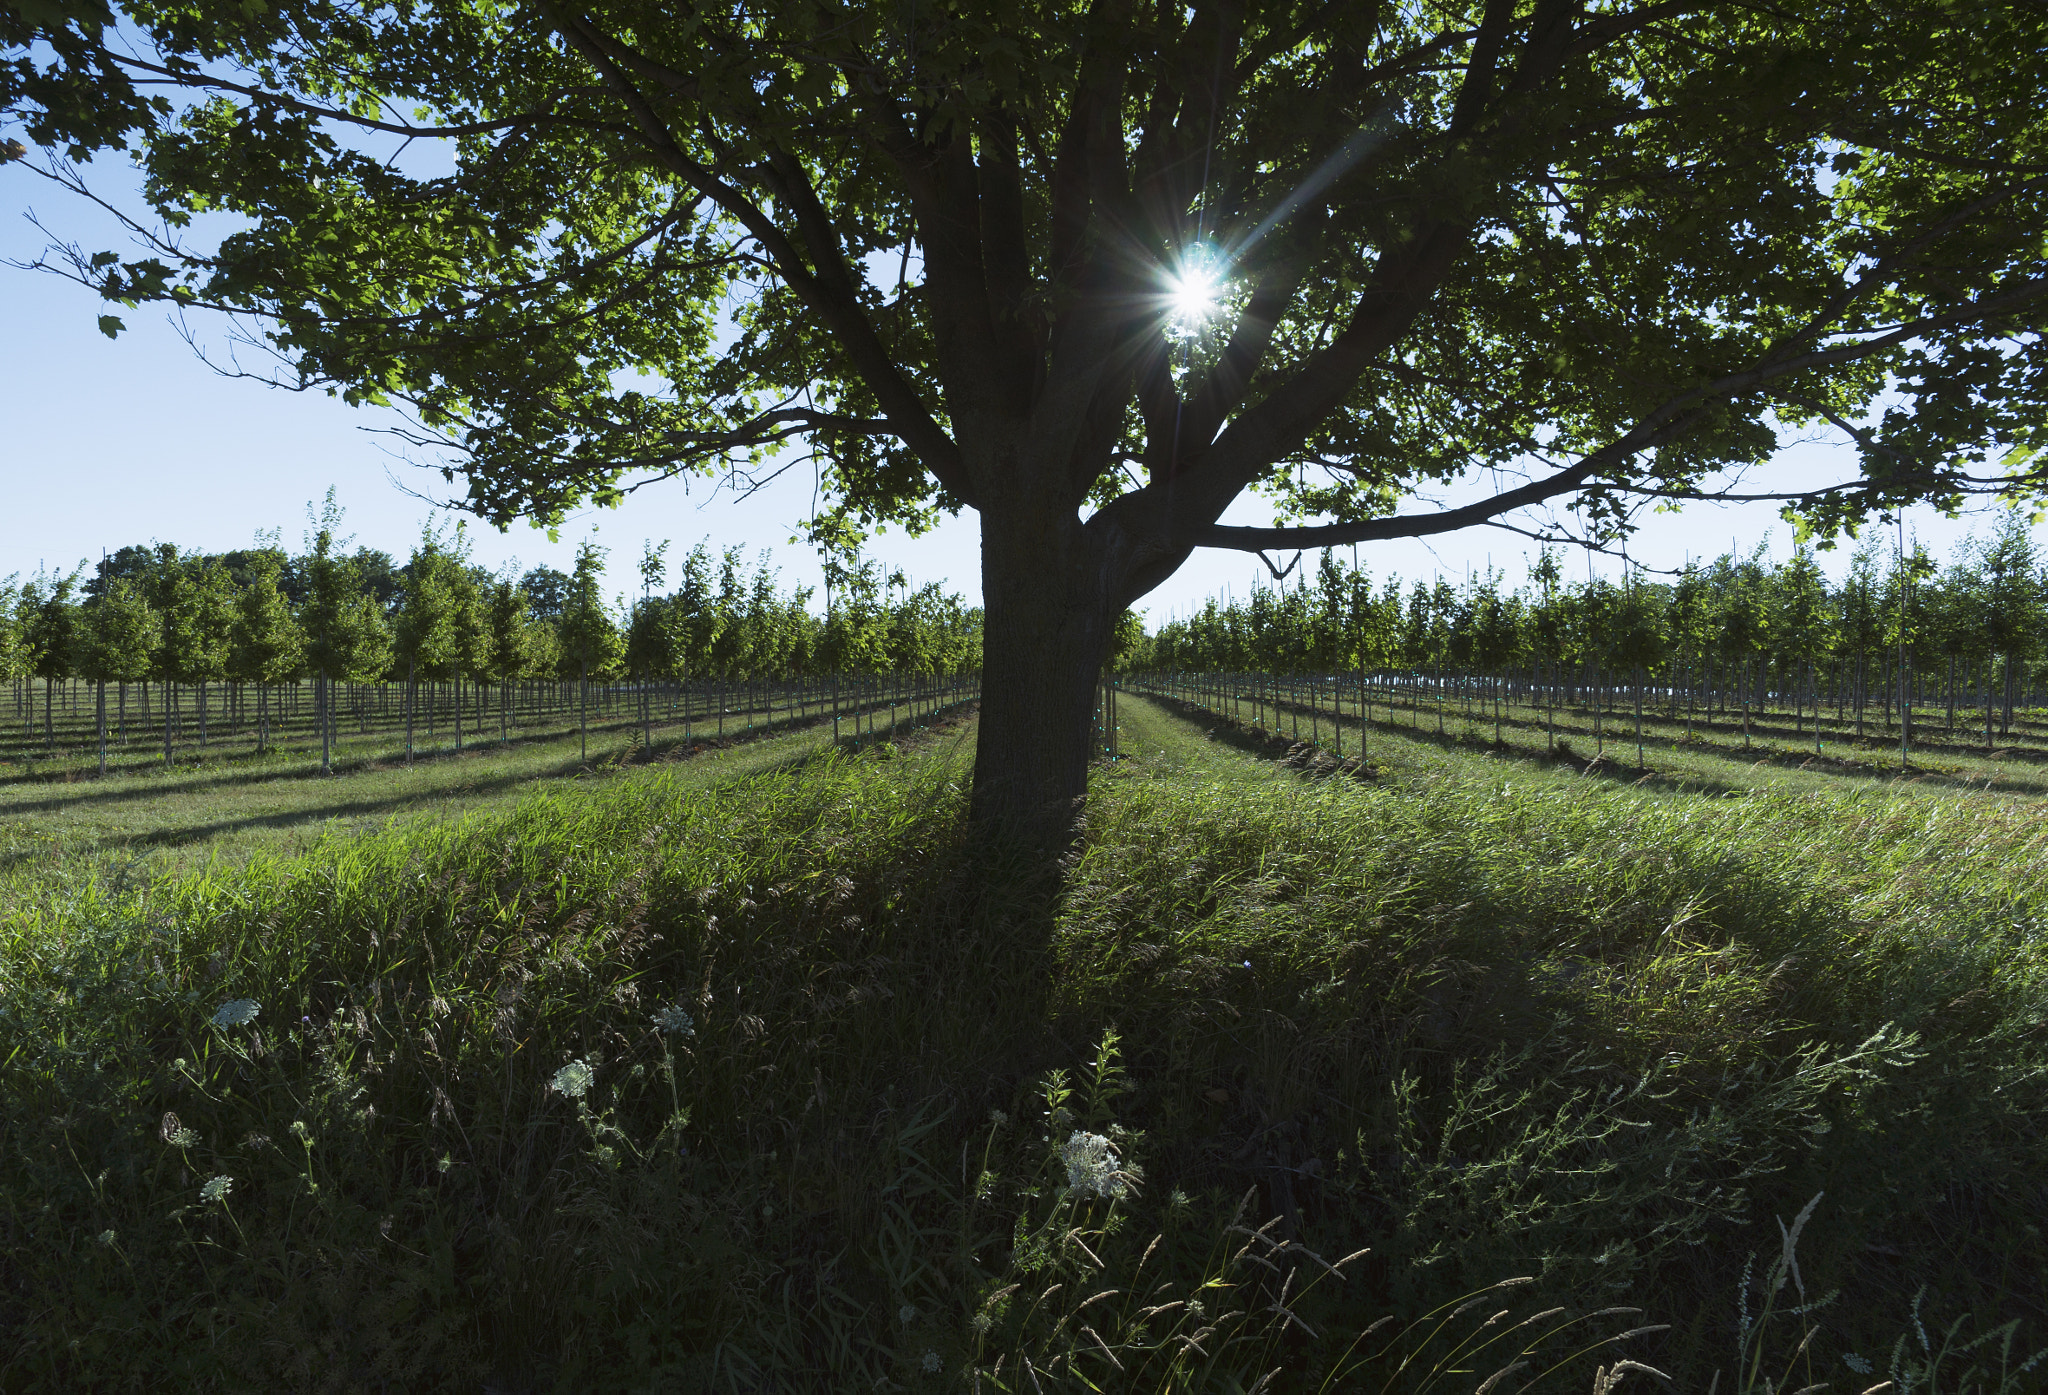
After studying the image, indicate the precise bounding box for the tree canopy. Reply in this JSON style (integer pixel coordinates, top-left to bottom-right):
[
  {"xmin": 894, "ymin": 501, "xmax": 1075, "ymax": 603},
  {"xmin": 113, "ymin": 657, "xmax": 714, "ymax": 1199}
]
[{"xmin": 8, "ymin": 0, "xmax": 2046, "ymax": 834}]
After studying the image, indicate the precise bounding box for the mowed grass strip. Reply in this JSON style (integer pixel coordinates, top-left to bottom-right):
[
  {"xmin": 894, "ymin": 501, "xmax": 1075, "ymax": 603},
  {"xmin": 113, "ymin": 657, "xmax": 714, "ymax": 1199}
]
[
  {"xmin": 2, "ymin": 703, "xmax": 2044, "ymax": 1391},
  {"xmin": 1134, "ymin": 676, "xmax": 2048, "ymax": 813},
  {"xmin": 0, "ymin": 695, "xmax": 974, "ymax": 923}
]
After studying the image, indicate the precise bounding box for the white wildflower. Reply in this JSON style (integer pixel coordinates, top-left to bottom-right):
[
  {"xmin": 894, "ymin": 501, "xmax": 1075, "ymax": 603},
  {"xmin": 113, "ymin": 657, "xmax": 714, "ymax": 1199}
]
[
  {"xmin": 1060, "ymin": 1130, "xmax": 1128, "ymax": 1200},
  {"xmin": 96, "ymin": 1229, "xmax": 117, "ymax": 1247},
  {"xmin": 652, "ymin": 1004, "xmax": 696, "ymax": 1037},
  {"xmin": 550, "ymin": 1059, "xmax": 595, "ymax": 1099},
  {"xmin": 1186, "ymin": 1298, "xmax": 1205, "ymax": 1320},
  {"xmin": 971, "ymin": 1313, "xmax": 993, "ymax": 1335},
  {"xmin": 988, "ymin": 1108, "xmax": 1010, "ymax": 1129},
  {"xmin": 199, "ymin": 1174, "xmax": 233, "ymax": 1204},
  {"xmin": 1843, "ymin": 1354, "xmax": 1873, "ymax": 1376},
  {"xmin": 289, "ymin": 1121, "xmax": 314, "ymax": 1145},
  {"xmin": 168, "ymin": 1127, "xmax": 201, "ymax": 1149},
  {"xmin": 921, "ymin": 1350, "xmax": 941, "ymax": 1374},
  {"xmin": 899, "ymin": 1303, "xmax": 918, "ymax": 1326},
  {"xmin": 211, "ymin": 998, "xmax": 261, "ymax": 1028}
]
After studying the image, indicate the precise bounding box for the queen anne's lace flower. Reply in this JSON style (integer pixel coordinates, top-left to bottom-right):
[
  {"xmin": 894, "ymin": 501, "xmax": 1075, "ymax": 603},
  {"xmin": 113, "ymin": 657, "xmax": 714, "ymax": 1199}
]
[
  {"xmin": 199, "ymin": 1175, "xmax": 233, "ymax": 1203},
  {"xmin": 652, "ymin": 1004, "xmax": 696, "ymax": 1037},
  {"xmin": 898, "ymin": 1303, "xmax": 918, "ymax": 1326},
  {"xmin": 168, "ymin": 1127, "xmax": 201, "ymax": 1149},
  {"xmin": 550, "ymin": 1060, "xmax": 595, "ymax": 1099},
  {"xmin": 1060, "ymin": 1130, "xmax": 1129, "ymax": 1200},
  {"xmin": 921, "ymin": 1350, "xmax": 941, "ymax": 1373},
  {"xmin": 211, "ymin": 999, "xmax": 260, "ymax": 1028}
]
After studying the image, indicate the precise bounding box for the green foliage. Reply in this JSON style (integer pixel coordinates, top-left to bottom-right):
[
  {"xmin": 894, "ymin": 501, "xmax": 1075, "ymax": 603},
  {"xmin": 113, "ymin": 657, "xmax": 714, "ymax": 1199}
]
[
  {"xmin": 19, "ymin": 565, "xmax": 85, "ymax": 681},
  {"xmin": 12, "ymin": 0, "xmax": 2048, "ymax": 665},
  {"xmin": 299, "ymin": 502, "xmax": 393, "ymax": 682},
  {"xmin": 483, "ymin": 573, "xmax": 545, "ymax": 684},
  {"xmin": 555, "ymin": 539, "xmax": 624, "ymax": 679},
  {"xmin": 0, "ymin": 574, "xmax": 23, "ymax": 684},
  {"xmin": 1148, "ymin": 523, "xmax": 2048, "ymax": 697},
  {"xmin": 393, "ymin": 522, "xmax": 485, "ymax": 682},
  {"xmin": 78, "ymin": 575, "xmax": 160, "ymax": 684},
  {"xmin": 166, "ymin": 557, "xmax": 236, "ymax": 685},
  {"xmin": 228, "ymin": 545, "xmax": 301, "ymax": 685}
]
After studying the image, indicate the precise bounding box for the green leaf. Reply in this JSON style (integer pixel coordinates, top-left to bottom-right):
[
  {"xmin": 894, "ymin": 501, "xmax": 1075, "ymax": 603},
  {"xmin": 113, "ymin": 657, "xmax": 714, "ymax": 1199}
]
[{"xmin": 96, "ymin": 315, "xmax": 125, "ymax": 339}]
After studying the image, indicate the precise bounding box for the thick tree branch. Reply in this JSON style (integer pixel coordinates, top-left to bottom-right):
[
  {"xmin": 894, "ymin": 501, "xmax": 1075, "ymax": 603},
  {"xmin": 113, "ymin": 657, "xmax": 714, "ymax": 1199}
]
[
  {"xmin": 1193, "ymin": 272, "xmax": 2048, "ymax": 552},
  {"xmin": 540, "ymin": 2, "xmax": 975, "ymax": 507},
  {"xmin": 105, "ymin": 49, "xmax": 598, "ymax": 138}
]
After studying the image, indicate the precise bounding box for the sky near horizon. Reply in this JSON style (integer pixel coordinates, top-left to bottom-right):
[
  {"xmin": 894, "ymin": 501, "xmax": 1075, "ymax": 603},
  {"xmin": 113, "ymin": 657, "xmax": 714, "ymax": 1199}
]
[{"xmin": 2, "ymin": 152, "xmax": 2028, "ymax": 623}]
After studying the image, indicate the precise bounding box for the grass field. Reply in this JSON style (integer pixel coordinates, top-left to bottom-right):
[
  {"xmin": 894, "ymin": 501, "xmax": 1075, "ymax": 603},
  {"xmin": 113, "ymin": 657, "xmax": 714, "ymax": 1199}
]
[
  {"xmin": 2, "ymin": 688, "xmax": 2045, "ymax": 1392},
  {"xmin": 0, "ymin": 681, "xmax": 966, "ymax": 913},
  {"xmin": 1133, "ymin": 672, "xmax": 2048, "ymax": 802}
]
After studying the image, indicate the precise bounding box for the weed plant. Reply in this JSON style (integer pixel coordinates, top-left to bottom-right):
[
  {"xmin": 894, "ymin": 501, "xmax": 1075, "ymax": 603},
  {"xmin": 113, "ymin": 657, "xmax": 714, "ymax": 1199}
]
[{"xmin": 2, "ymin": 730, "xmax": 2045, "ymax": 1391}]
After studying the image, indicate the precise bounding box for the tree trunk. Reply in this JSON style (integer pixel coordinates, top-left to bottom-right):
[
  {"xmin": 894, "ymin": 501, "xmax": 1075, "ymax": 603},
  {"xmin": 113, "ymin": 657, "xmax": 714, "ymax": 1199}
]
[{"xmin": 969, "ymin": 524, "xmax": 1113, "ymax": 848}]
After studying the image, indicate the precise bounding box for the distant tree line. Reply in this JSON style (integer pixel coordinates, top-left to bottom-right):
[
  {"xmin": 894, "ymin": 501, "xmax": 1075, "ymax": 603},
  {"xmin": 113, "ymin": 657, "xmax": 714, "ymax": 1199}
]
[
  {"xmin": 1135, "ymin": 517, "xmax": 2048, "ymax": 749},
  {"xmin": 0, "ymin": 495, "xmax": 981, "ymax": 772}
]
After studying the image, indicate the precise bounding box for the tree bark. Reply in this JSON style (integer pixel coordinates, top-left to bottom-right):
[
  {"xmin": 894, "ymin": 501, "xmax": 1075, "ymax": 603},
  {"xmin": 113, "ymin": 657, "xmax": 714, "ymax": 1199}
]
[{"xmin": 969, "ymin": 507, "xmax": 1116, "ymax": 849}]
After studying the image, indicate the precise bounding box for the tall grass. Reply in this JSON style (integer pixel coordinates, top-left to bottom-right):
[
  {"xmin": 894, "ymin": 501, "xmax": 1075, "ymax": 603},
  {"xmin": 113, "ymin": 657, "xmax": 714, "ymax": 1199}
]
[{"xmin": 2, "ymin": 738, "xmax": 2043, "ymax": 1390}]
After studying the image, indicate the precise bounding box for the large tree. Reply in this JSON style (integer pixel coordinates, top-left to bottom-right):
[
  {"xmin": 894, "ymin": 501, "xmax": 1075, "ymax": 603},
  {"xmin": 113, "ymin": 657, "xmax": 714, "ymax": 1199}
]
[{"xmin": 6, "ymin": 0, "xmax": 2047, "ymax": 842}]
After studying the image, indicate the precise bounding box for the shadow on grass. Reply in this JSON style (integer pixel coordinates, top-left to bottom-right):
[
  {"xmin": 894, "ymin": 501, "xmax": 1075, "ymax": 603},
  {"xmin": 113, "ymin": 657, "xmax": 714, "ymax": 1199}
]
[
  {"xmin": 0, "ymin": 698, "xmax": 957, "ymax": 822},
  {"xmin": 0, "ymin": 700, "xmax": 977, "ymax": 860},
  {"xmin": 7, "ymin": 691, "xmax": 2043, "ymax": 1392},
  {"xmin": 1136, "ymin": 683, "xmax": 2048, "ymax": 800}
]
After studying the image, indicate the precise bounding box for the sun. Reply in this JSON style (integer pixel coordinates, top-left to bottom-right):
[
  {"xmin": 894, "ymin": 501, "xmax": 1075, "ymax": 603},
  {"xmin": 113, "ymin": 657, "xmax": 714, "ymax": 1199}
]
[
  {"xmin": 1164, "ymin": 250, "xmax": 1225, "ymax": 334},
  {"xmin": 1170, "ymin": 266, "xmax": 1220, "ymax": 323}
]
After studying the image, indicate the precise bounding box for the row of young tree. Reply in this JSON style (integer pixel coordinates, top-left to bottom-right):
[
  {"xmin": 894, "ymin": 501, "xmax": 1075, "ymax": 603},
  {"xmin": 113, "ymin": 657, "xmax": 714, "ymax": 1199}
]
[
  {"xmin": 1, "ymin": 498, "xmax": 981, "ymax": 770},
  {"xmin": 1135, "ymin": 516, "xmax": 2048, "ymax": 749}
]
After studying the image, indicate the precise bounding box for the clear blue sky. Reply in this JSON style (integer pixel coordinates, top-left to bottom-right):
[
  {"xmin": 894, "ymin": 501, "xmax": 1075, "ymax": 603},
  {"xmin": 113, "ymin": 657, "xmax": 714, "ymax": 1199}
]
[{"xmin": 1, "ymin": 151, "xmax": 2022, "ymax": 623}]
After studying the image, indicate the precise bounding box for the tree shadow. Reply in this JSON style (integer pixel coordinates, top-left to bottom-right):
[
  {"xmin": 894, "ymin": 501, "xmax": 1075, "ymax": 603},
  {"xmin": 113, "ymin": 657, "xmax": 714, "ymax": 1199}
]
[
  {"xmin": 0, "ymin": 698, "xmax": 986, "ymax": 863},
  {"xmin": 1131, "ymin": 686, "xmax": 2048, "ymax": 801},
  {"xmin": 0, "ymin": 698, "xmax": 932, "ymax": 821}
]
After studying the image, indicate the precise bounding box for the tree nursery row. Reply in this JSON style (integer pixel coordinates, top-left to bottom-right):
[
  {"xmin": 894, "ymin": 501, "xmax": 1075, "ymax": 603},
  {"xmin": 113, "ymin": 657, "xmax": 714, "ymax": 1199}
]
[
  {"xmin": 0, "ymin": 511, "xmax": 980, "ymax": 772},
  {"xmin": 1129, "ymin": 520, "xmax": 2048, "ymax": 756}
]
